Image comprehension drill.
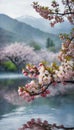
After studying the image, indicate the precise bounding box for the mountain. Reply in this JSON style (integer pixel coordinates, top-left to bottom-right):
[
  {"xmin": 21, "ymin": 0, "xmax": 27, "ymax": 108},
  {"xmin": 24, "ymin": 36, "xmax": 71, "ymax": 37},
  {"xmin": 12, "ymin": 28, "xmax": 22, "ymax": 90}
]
[
  {"xmin": 0, "ymin": 27, "xmax": 19, "ymax": 45},
  {"xmin": 0, "ymin": 14, "xmax": 61, "ymax": 48},
  {"xmin": 17, "ymin": 15, "xmax": 73, "ymax": 34}
]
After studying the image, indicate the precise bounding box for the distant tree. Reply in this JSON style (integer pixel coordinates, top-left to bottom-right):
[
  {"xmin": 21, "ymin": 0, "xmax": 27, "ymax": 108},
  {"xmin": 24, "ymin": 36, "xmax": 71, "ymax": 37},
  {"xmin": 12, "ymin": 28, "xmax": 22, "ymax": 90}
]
[
  {"xmin": 46, "ymin": 38, "xmax": 55, "ymax": 48},
  {"xmin": 38, "ymin": 49, "xmax": 58, "ymax": 63},
  {"xmin": 46, "ymin": 37, "xmax": 55, "ymax": 52},
  {"xmin": 1, "ymin": 43, "xmax": 41, "ymax": 71},
  {"xmin": 0, "ymin": 43, "xmax": 59, "ymax": 72},
  {"xmin": 29, "ymin": 41, "xmax": 41, "ymax": 50}
]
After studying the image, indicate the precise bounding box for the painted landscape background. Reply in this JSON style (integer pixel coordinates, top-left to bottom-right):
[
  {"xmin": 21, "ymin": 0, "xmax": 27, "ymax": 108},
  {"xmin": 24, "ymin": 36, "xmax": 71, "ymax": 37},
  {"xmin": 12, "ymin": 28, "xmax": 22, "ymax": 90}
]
[
  {"xmin": 0, "ymin": 13, "xmax": 73, "ymax": 72},
  {"xmin": 0, "ymin": 0, "xmax": 74, "ymax": 130}
]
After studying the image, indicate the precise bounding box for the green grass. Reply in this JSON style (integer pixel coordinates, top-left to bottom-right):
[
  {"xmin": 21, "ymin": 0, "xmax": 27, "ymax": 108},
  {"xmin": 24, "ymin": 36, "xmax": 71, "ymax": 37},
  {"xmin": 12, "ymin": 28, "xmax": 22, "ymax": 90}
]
[{"xmin": 3, "ymin": 61, "xmax": 17, "ymax": 71}]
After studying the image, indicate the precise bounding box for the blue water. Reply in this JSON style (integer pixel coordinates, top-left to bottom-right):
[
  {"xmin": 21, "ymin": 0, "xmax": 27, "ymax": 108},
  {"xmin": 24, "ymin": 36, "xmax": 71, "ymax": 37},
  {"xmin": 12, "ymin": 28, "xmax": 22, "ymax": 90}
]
[
  {"xmin": 0, "ymin": 73, "xmax": 24, "ymax": 79},
  {"xmin": 0, "ymin": 74, "xmax": 74, "ymax": 130}
]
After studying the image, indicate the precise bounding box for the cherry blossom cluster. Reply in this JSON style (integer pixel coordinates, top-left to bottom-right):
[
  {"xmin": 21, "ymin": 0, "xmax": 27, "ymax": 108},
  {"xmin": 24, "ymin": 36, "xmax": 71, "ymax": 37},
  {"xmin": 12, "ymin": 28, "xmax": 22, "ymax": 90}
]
[
  {"xmin": 0, "ymin": 43, "xmax": 41, "ymax": 69},
  {"xmin": 18, "ymin": 56, "xmax": 73, "ymax": 102},
  {"xmin": 33, "ymin": 0, "xmax": 74, "ymax": 26},
  {"xmin": 18, "ymin": 63, "xmax": 51, "ymax": 102},
  {"xmin": 18, "ymin": 118, "xmax": 67, "ymax": 130},
  {"xmin": 59, "ymin": 31, "xmax": 74, "ymax": 61},
  {"xmin": 54, "ymin": 60, "xmax": 74, "ymax": 82}
]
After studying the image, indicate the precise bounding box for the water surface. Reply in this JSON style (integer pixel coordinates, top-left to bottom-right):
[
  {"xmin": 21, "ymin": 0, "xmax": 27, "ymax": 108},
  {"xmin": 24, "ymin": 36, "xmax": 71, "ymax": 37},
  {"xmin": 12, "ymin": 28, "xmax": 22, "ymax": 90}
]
[{"xmin": 0, "ymin": 73, "xmax": 74, "ymax": 130}]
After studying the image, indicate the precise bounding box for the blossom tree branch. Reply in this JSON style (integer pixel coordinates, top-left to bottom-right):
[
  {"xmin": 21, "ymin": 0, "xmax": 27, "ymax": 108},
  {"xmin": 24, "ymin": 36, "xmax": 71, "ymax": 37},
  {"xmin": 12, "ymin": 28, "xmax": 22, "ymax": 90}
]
[
  {"xmin": 32, "ymin": 0, "xmax": 74, "ymax": 26},
  {"xmin": 18, "ymin": 0, "xmax": 74, "ymax": 102}
]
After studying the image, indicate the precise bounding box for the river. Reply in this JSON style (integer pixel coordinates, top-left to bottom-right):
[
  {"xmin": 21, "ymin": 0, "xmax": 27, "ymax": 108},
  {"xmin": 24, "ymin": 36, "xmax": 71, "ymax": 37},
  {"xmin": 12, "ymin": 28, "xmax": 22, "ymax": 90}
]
[{"xmin": 0, "ymin": 73, "xmax": 74, "ymax": 130}]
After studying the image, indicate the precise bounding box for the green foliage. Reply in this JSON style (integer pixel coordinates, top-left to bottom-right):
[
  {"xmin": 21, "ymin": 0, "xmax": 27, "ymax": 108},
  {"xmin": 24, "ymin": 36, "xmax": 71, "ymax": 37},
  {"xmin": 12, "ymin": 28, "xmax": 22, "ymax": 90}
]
[
  {"xmin": 41, "ymin": 61, "xmax": 49, "ymax": 65},
  {"xmin": 49, "ymin": 46, "xmax": 56, "ymax": 52},
  {"xmin": 65, "ymin": 56, "xmax": 72, "ymax": 61},
  {"xmin": 46, "ymin": 38, "xmax": 58, "ymax": 52},
  {"xmin": 51, "ymin": 62, "xmax": 59, "ymax": 70},
  {"xmin": 29, "ymin": 41, "xmax": 41, "ymax": 50},
  {"xmin": 3, "ymin": 61, "xmax": 17, "ymax": 71},
  {"xmin": 46, "ymin": 38, "xmax": 55, "ymax": 48}
]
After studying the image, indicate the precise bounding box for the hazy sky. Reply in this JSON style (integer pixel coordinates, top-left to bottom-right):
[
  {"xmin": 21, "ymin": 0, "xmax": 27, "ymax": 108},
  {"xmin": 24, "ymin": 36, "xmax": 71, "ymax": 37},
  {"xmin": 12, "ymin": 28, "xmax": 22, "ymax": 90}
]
[{"xmin": 0, "ymin": 0, "xmax": 62, "ymax": 18}]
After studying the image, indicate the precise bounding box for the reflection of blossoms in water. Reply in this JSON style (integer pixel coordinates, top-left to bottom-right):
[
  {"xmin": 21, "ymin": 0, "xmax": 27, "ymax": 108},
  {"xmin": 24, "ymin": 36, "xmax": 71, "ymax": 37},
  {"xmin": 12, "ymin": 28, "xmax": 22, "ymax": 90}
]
[{"xmin": 1, "ymin": 89, "xmax": 26, "ymax": 105}]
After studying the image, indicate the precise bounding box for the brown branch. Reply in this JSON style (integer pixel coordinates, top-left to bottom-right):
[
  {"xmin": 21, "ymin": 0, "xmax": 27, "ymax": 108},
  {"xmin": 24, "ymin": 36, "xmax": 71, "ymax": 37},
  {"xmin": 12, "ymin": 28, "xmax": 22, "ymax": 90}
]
[
  {"xmin": 70, "ymin": 36, "xmax": 74, "ymax": 41},
  {"xmin": 6, "ymin": 56, "xmax": 19, "ymax": 69},
  {"xmin": 48, "ymin": 123, "xmax": 74, "ymax": 130},
  {"xmin": 66, "ymin": 0, "xmax": 72, "ymax": 13},
  {"xmin": 35, "ymin": 122, "xmax": 74, "ymax": 130},
  {"xmin": 50, "ymin": 12, "xmax": 74, "ymax": 16},
  {"xmin": 26, "ymin": 80, "xmax": 74, "ymax": 96},
  {"xmin": 30, "ymin": 82, "xmax": 52, "ymax": 96}
]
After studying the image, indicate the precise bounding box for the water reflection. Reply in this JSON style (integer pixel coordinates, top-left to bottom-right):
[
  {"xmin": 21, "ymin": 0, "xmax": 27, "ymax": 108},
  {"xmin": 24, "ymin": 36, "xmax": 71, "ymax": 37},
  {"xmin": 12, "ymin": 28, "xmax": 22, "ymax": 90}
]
[
  {"xmin": 0, "ymin": 98, "xmax": 16, "ymax": 118},
  {"xmin": 0, "ymin": 74, "xmax": 74, "ymax": 130}
]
